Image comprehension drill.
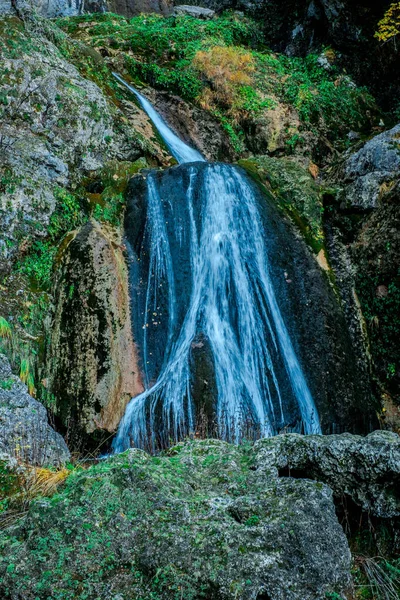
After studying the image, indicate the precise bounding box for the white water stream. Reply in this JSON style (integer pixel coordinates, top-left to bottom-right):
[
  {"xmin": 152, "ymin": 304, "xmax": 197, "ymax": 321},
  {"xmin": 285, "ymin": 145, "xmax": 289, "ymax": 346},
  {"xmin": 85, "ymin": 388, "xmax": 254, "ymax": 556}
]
[{"xmin": 112, "ymin": 75, "xmax": 321, "ymax": 451}]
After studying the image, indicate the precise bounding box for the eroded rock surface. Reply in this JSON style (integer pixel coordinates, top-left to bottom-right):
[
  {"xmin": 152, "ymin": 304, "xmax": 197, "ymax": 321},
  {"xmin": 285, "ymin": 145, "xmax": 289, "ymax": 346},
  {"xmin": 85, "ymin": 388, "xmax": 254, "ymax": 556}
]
[
  {"xmin": 0, "ymin": 0, "xmax": 83, "ymax": 16},
  {"xmin": 0, "ymin": 354, "xmax": 70, "ymax": 466},
  {"xmin": 343, "ymin": 124, "xmax": 400, "ymax": 209},
  {"xmin": 255, "ymin": 431, "xmax": 400, "ymax": 517},
  {"xmin": 45, "ymin": 220, "xmax": 143, "ymax": 448},
  {"xmin": 0, "ymin": 15, "xmax": 146, "ymax": 273}
]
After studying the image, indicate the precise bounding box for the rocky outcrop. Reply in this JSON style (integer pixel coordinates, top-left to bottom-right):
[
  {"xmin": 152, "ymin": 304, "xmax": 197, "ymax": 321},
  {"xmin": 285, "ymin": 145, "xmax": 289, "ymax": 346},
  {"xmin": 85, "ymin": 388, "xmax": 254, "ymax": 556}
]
[
  {"xmin": 351, "ymin": 182, "xmax": 400, "ymax": 411},
  {"xmin": 173, "ymin": 4, "xmax": 215, "ymax": 18},
  {"xmin": 343, "ymin": 124, "xmax": 400, "ymax": 210},
  {"xmin": 328, "ymin": 128, "xmax": 400, "ymax": 416},
  {"xmin": 0, "ymin": 354, "xmax": 70, "ymax": 466},
  {"xmin": 45, "ymin": 220, "xmax": 143, "ymax": 449},
  {"xmin": 255, "ymin": 431, "xmax": 400, "ymax": 518},
  {"xmin": 0, "ymin": 0, "xmax": 83, "ymax": 16},
  {"xmin": 149, "ymin": 89, "xmax": 236, "ymax": 161},
  {"xmin": 0, "ymin": 15, "xmax": 145, "ymax": 273},
  {"xmin": 0, "ymin": 0, "xmax": 173, "ymax": 16},
  {"xmin": 0, "ymin": 439, "xmax": 352, "ymax": 599}
]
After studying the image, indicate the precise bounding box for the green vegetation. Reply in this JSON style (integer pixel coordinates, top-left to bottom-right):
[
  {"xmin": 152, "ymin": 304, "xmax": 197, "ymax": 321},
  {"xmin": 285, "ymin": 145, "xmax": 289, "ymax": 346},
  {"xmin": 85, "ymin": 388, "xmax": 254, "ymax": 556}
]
[
  {"xmin": 0, "ymin": 460, "xmax": 18, "ymax": 515},
  {"xmin": 57, "ymin": 12, "xmax": 376, "ymax": 156},
  {"xmin": 239, "ymin": 156, "xmax": 325, "ymax": 252},
  {"xmin": 356, "ymin": 275, "xmax": 400, "ymax": 394},
  {"xmin": 16, "ymin": 188, "xmax": 86, "ymax": 290},
  {"xmin": 89, "ymin": 157, "xmax": 148, "ymax": 226},
  {"xmin": 0, "ymin": 317, "xmax": 11, "ymax": 341}
]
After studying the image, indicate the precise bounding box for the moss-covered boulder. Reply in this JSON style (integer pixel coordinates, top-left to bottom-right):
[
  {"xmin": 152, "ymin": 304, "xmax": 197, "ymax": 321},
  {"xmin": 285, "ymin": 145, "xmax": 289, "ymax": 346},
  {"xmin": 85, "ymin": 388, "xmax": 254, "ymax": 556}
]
[
  {"xmin": 238, "ymin": 156, "xmax": 325, "ymax": 253},
  {"xmin": 0, "ymin": 439, "xmax": 352, "ymax": 599},
  {"xmin": 45, "ymin": 219, "xmax": 144, "ymax": 450}
]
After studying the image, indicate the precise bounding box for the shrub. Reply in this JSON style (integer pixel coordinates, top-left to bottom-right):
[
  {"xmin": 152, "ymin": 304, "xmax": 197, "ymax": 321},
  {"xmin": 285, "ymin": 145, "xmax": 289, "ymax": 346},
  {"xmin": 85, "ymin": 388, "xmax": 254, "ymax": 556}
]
[{"xmin": 375, "ymin": 3, "xmax": 400, "ymax": 43}]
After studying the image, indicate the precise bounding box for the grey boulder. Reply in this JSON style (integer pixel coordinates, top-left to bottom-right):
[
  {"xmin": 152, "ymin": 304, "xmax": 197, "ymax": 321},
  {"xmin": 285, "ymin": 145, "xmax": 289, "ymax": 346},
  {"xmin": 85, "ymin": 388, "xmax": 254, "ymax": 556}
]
[
  {"xmin": 343, "ymin": 124, "xmax": 400, "ymax": 209},
  {"xmin": 0, "ymin": 354, "xmax": 70, "ymax": 466},
  {"xmin": 173, "ymin": 4, "xmax": 215, "ymax": 18},
  {"xmin": 255, "ymin": 430, "xmax": 400, "ymax": 517}
]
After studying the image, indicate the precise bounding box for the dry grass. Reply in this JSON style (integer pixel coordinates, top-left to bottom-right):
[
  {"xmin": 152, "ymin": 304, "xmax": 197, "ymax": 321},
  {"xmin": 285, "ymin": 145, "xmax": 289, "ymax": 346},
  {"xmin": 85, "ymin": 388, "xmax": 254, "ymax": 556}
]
[
  {"xmin": 355, "ymin": 556, "xmax": 400, "ymax": 600},
  {"xmin": 0, "ymin": 464, "xmax": 71, "ymax": 530},
  {"xmin": 27, "ymin": 467, "xmax": 70, "ymax": 499},
  {"xmin": 193, "ymin": 46, "xmax": 255, "ymax": 113}
]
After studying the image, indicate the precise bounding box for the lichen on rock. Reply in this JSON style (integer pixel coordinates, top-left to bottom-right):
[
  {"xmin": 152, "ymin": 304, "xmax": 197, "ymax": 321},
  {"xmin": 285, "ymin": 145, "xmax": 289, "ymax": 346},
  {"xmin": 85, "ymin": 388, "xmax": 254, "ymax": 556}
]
[{"xmin": 0, "ymin": 438, "xmax": 352, "ymax": 600}]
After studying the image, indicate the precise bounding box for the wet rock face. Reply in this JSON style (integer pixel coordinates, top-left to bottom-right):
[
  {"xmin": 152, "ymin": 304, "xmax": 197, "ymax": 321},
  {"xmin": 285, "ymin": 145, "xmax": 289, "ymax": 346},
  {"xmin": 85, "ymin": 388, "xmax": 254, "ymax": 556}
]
[
  {"xmin": 0, "ymin": 439, "xmax": 352, "ymax": 599},
  {"xmin": 126, "ymin": 164, "xmax": 376, "ymax": 438},
  {"xmin": 45, "ymin": 220, "xmax": 144, "ymax": 450},
  {"xmin": 0, "ymin": 354, "xmax": 70, "ymax": 466},
  {"xmin": 255, "ymin": 431, "xmax": 400, "ymax": 518},
  {"xmin": 343, "ymin": 124, "xmax": 400, "ymax": 210},
  {"xmin": 149, "ymin": 90, "xmax": 236, "ymax": 162}
]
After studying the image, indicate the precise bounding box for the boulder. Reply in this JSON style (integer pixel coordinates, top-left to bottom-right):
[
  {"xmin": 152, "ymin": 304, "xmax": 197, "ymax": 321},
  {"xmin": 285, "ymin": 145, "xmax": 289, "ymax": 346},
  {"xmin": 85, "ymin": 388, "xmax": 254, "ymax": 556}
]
[
  {"xmin": 254, "ymin": 431, "xmax": 400, "ymax": 518},
  {"xmin": 343, "ymin": 124, "xmax": 400, "ymax": 209},
  {"xmin": 0, "ymin": 354, "xmax": 70, "ymax": 466},
  {"xmin": 45, "ymin": 220, "xmax": 144, "ymax": 449},
  {"xmin": 173, "ymin": 4, "xmax": 215, "ymax": 18},
  {"xmin": 0, "ymin": 0, "xmax": 83, "ymax": 16},
  {"xmin": 0, "ymin": 439, "xmax": 352, "ymax": 599}
]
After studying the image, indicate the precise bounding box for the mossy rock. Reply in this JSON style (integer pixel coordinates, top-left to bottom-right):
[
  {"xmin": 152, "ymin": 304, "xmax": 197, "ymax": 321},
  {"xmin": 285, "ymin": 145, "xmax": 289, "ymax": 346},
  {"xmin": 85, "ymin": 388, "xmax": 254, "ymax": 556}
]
[
  {"xmin": 239, "ymin": 156, "xmax": 325, "ymax": 253},
  {"xmin": 0, "ymin": 440, "xmax": 351, "ymax": 600}
]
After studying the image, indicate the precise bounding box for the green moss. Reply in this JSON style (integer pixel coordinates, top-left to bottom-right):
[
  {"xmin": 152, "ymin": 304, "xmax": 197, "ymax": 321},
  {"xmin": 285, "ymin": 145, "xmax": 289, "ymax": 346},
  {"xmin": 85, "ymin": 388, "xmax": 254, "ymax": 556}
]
[
  {"xmin": 356, "ymin": 275, "xmax": 400, "ymax": 394},
  {"xmin": 239, "ymin": 156, "xmax": 325, "ymax": 252},
  {"xmin": 87, "ymin": 157, "xmax": 148, "ymax": 226},
  {"xmin": 16, "ymin": 188, "xmax": 87, "ymax": 291}
]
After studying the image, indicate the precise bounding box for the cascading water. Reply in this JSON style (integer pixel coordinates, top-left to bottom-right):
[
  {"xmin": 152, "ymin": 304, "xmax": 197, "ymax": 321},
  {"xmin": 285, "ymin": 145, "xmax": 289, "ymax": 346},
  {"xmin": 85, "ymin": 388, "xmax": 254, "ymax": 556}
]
[
  {"xmin": 113, "ymin": 75, "xmax": 321, "ymax": 452},
  {"xmin": 112, "ymin": 73, "xmax": 204, "ymax": 164}
]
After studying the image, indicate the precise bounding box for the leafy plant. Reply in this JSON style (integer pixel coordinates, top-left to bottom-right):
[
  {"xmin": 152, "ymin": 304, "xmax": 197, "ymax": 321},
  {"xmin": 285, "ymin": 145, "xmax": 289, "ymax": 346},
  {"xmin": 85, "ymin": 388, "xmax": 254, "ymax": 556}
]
[{"xmin": 375, "ymin": 3, "xmax": 400, "ymax": 44}]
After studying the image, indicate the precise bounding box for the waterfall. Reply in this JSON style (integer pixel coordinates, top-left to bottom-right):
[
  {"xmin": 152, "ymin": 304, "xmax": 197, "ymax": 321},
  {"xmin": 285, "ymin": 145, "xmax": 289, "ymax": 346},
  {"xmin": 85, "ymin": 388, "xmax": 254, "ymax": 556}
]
[
  {"xmin": 112, "ymin": 73, "xmax": 204, "ymax": 164},
  {"xmin": 113, "ymin": 75, "xmax": 321, "ymax": 452}
]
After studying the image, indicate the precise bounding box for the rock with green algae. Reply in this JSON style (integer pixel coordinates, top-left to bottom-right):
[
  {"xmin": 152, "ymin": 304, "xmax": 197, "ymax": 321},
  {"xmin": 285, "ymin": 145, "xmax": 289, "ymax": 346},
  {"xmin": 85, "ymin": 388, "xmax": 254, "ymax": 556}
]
[
  {"xmin": 44, "ymin": 219, "xmax": 144, "ymax": 449},
  {"xmin": 254, "ymin": 431, "xmax": 400, "ymax": 518},
  {"xmin": 238, "ymin": 156, "xmax": 325, "ymax": 253},
  {"xmin": 0, "ymin": 439, "xmax": 351, "ymax": 600}
]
